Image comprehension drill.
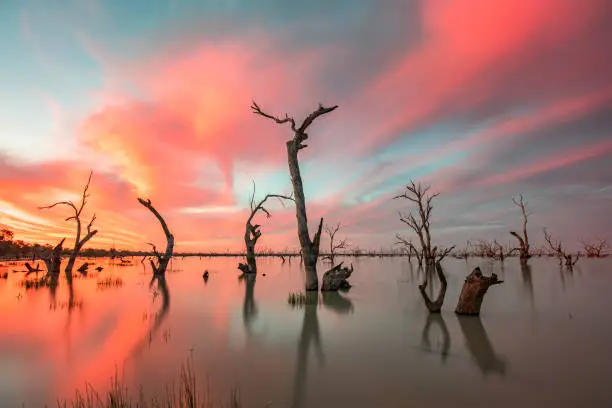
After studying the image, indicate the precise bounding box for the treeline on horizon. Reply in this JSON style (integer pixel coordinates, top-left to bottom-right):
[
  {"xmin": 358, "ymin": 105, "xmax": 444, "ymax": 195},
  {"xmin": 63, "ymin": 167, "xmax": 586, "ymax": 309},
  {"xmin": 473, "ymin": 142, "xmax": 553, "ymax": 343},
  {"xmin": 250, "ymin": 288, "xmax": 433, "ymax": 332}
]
[{"xmin": 2, "ymin": 224, "xmax": 608, "ymax": 262}]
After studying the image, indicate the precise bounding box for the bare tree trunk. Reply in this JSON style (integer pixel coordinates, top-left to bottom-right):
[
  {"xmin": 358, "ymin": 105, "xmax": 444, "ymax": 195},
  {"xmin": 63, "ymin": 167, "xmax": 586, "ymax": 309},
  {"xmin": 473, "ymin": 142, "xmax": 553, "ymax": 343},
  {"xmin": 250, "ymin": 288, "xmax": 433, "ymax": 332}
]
[
  {"xmin": 138, "ymin": 198, "xmax": 174, "ymax": 276},
  {"xmin": 288, "ymin": 143, "xmax": 323, "ymax": 290},
  {"xmin": 510, "ymin": 194, "xmax": 530, "ymax": 264},
  {"xmin": 419, "ymin": 262, "xmax": 447, "ymax": 313},
  {"xmin": 455, "ymin": 267, "xmax": 503, "ymax": 315},
  {"xmin": 43, "ymin": 238, "xmax": 65, "ymax": 278},
  {"xmin": 246, "ymin": 244, "xmax": 257, "ymax": 273},
  {"xmin": 252, "ymin": 102, "xmax": 337, "ymax": 291},
  {"xmin": 240, "ymin": 185, "xmax": 293, "ymax": 275}
]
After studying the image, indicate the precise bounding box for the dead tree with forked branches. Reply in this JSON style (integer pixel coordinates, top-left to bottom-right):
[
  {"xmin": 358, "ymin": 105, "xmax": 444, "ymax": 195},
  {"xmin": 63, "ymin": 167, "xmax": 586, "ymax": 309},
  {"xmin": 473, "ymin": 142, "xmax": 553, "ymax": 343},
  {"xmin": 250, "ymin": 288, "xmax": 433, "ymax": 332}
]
[
  {"xmin": 39, "ymin": 171, "xmax": 98, "ymax": 280},
  {"xmin": 138, "ymin": 198, "xmax": 174, "ymax": 276},
  {"xmin": 251, "ymin": 101, "xmax": 337, "ymax": 290},
  {"xmin": 323, "ymin": 222, "xmax": 349, "ymax": 265},
  {"xmin": 238, "ymin": 181, "xmax": 294, "ymax": 274},
  {"xmin": 394, "ymin": 180, "xmax": 454, "ymax": 266},
  {"xmin": 580, "ymin": 239, "xmax": 608, "ymax": 258},
  {"xmin": 510, "ymin": 194, "xmax": 531, "ymax": 264},
  {"xmin": 543, "ymin": 228, "xmax": 580, "ymax": 269}
]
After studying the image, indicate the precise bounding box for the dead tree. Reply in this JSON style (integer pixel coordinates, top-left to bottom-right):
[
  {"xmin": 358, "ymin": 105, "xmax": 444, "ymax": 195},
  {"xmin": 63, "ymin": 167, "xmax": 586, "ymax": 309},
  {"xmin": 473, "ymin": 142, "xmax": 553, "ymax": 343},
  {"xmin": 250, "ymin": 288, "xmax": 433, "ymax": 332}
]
[
  {"xmin": 510, "ymin": 194, "xmax": 531, "ymax": 264},
  {"xmin": 40, "ymin": 171, "xmax": 97, "ymax": 279},
  {"xmin": 580, "ymin": 239, "xmax": 608, "ymax": 258},
  {"xmin": 395, "ymin": 235, "xmax": 423, "ymax": 265},
  {"xmin": 251, "ymin": 101, "xmax": 338, "ymax": 290},
  {"xmin": 419, "ymin": 262, "xmax": 447, "ymax": 313},
  {"xmin": 138, "ymin": 198, "xmax": 174, "ymax": 276},
  {"xmin": 543, "ymin": 228, "xmax": 580, "ymax": 269},
  {"xmin": 471, "ymin": 239, "xmax": 505, "ymax": 261},
  {"xmin": 455, "ymin": 267, "xmax": 503, "ymax": 315},
  {"xmin": 323, "ymin": 222, "xmax": 348, "ymax": 265},
  {"xmin": 394, "ymin": 181, "xmax": 454, "ymax": 266},
  {"xmin": 238, "ymin": 181, "xmax": 293, "ymax": 274}
]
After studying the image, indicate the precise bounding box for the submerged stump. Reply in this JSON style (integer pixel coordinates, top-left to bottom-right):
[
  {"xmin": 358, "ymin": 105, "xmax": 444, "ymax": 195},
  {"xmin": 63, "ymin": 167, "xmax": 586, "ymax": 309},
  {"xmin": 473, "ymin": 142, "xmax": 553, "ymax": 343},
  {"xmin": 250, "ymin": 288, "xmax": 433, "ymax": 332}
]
[
  {"xmin": 321, "ymin": 262, "xmax": 353, "ymax": 291},
  {"xmin": 455, "ymin": 267, "xmax": 503, "ymax": 316},
  {"xmin": 237, "ymin": 262, "xmax": 255, "ymax": 275}
]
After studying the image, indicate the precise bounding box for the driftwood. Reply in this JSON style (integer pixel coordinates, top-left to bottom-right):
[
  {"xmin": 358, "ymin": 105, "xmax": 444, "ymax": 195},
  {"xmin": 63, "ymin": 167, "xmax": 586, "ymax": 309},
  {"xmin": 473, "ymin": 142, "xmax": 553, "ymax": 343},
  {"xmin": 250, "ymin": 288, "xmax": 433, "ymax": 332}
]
[
  {"xmin": 510, "ymin": 194, "xmax": 530, "ymax": 264},
  {"xmin": 418, "ymin": 262, "xmax": 447, "ymax": 313},
  {"xmin": 24, "ymin": 262, "xmax": 42, "ymax": 276},
  {"xmin": 455, "ymin": 267, "xmax": 503, "ymax": 315},
  {"xmin": 39, "ymin": 171, "xmax": 98, "ymax": 279},
  {"xmin": 321, "ymin": 262, "xmax": 353, "ymax": 291},
  {"xmin": 138, "ymin": 198, "xmax": 174, "ymax": 276},
  {"xmin": 251, "ymin": 101, "xmax": 337, "ymax": 290},
  {"xmin": 77, "ymin": 262, "xmax": 89, "ymax": 275}
]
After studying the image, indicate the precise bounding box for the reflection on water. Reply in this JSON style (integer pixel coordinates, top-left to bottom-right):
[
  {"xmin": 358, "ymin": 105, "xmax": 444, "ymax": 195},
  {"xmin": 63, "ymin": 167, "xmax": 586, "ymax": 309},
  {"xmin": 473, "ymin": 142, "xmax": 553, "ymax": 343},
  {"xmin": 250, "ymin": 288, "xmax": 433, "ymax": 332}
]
[
  {"xmin": 457, "ymin": 316, "xmax": 507, "ymax": 376},
  {"xmin": 421, "ymin": 313, "xmax": 450, "ymax": 364},
  {"xmin": 520, "ymin": 263, "xmax": 534, "ymax": 307},
  {"xmin": 292, "ymin": 293, "xmax": 324, "ymax": 408},
  {"xmin": 240, "ymin": 273, "xmax": 257, "ymax": 333},
  {"xmin": 133, "ymin": 275, "xmax": 171, "ymax": 355},
  {"xmin": 1, "ymin": 257, "xmax": 612, "ymax": 407}
]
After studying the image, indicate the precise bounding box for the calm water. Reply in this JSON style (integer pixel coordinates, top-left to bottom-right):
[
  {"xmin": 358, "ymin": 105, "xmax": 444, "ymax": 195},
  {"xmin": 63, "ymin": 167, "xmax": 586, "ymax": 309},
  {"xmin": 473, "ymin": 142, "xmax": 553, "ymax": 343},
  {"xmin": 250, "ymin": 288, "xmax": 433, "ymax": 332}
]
[{"xmin": 1, "ymin": 256, "xmax": 612, "ymax": 407}]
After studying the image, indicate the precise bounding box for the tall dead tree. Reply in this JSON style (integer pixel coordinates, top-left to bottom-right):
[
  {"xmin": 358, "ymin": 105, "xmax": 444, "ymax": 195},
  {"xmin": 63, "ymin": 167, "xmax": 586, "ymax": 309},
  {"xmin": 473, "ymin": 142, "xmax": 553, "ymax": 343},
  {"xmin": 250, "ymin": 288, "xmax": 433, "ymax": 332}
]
[
  {"xmin": 251, "ymin": 101, "xmax": 338, "ymax": 290},
  {"xmin": 394, "ymin": 180, "xmax": 454, "ymax": 266},
  {"xmin": 239, "ymin": 181, "xmax": 293, "ymax": 274},
  {"xmin": 138, "ymin": 198, "xmax": 174, "ymax": 276},
  {"xmin": 323, "ymin": 222, "xmax": 348, "ymax": 265},
  {"xmin": 510, "ymin": 194, "xmax": 530, "ymax": 264},
  {"xmin": 543, "ymin": 228, "xmax": 580, "ymax": 269},
  {"xmin": 40, "ymin": 171, "xmax": 98, "ymax": 279}
]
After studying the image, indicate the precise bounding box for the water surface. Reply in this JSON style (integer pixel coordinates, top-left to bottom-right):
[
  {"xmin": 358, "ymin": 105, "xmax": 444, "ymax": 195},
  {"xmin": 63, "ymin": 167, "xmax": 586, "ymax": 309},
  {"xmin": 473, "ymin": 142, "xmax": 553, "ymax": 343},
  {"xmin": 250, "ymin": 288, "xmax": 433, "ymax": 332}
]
[{"xmin": 1, "ymin": 256, "xmax": 611, "ymax": 407}]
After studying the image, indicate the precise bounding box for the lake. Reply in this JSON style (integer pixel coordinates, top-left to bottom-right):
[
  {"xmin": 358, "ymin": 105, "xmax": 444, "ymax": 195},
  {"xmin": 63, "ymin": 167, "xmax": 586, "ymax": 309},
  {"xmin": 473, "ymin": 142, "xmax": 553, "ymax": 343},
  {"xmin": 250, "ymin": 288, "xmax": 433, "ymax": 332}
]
[{"xmin": 1, "ymin": 256, "xmax": 611, "ymax": 407}]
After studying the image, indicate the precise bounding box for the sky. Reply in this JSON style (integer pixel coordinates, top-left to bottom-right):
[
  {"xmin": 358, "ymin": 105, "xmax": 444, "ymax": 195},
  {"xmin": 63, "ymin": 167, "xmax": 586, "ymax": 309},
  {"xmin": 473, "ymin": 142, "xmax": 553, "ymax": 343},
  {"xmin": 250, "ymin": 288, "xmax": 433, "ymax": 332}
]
[{"xmin": 1, "ymin": 0, "xmax": 612, "ymax": 252}]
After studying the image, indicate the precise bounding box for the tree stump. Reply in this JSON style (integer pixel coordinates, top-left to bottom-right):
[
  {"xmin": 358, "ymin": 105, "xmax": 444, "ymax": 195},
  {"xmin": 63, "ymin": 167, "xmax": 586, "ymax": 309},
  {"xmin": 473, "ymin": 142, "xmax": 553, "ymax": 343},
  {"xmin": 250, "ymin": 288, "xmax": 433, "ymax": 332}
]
[
  {"xmin": 237, "ymin": 262, "xmax": 254, "ymax": 274},
  {"xmin": 455, "ymin": 267, "xmax": 503, "ymax": 315},
  {"xmin": 321, "ymin": 262, "xmax": 353, "ymax": 291}
]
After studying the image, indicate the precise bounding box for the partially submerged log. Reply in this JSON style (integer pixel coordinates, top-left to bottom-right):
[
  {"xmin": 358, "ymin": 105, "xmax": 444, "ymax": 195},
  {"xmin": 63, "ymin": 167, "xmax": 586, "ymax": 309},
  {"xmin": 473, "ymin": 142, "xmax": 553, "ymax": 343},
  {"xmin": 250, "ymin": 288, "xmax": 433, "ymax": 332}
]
[
  {"xmin": 24, "ymin": 262, "xmax": 42, "ymax": 276},
  {"xmin": 455, "ymin": 267, "xmax": 503, "ymax": 315},
  {"xmin": 321, "ymin": 262, "xmax": 353, "ymax": 291},
  {"xmin": 77, "ymin": 262, "xmax": 89, "ymax": 275}
]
